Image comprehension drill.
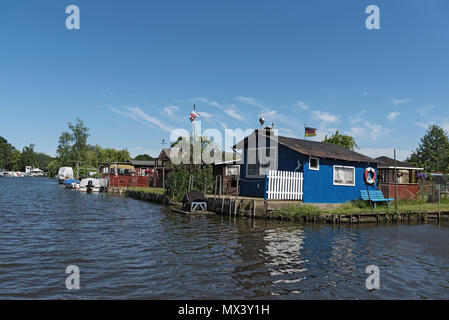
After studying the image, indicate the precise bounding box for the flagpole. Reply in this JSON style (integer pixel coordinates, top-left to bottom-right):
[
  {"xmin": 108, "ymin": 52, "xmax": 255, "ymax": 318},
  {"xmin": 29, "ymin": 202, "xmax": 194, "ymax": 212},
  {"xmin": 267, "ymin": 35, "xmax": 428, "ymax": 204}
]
[{"xmin": 304, "ymin": 124, "xmax": 306, "ymax": 140}]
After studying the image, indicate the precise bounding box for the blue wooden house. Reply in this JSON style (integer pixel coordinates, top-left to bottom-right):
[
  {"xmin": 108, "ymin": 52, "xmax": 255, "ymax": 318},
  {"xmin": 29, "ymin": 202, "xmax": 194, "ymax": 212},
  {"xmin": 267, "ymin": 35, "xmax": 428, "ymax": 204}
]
[{"xmin": 234, "ymin": 129, "xmax": 379, "ymax": 204}]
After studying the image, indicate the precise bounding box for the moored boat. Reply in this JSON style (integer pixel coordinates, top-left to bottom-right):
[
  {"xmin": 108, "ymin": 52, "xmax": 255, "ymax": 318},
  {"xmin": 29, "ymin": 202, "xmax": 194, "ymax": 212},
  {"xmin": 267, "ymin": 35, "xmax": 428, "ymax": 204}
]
[
  {"xmin": 79, "ymin": 178, "xmax": 102, "ymax": 193},
  {"xmin": 63, "ymin": 179, "xmax": 80, "ymax": 189},
  {"xmin": 57, "ymin": 167, "xmax": 74, "ymax": 184}
]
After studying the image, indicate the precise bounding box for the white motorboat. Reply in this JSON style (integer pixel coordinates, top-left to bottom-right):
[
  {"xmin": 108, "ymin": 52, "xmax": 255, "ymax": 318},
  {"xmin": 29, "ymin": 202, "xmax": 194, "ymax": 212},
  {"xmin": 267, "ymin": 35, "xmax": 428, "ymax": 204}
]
[
  {"xmin": 79, "ymin": 178, "xmax": 102, "ymax": 193},
  {"xmin": 30, "ymin": 168, "xmax": 45, "ymax": 177}
]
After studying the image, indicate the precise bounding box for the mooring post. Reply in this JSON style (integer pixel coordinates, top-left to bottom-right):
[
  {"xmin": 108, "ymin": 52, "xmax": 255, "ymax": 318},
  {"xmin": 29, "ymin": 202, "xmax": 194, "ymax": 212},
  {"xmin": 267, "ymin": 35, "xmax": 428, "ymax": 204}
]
[
  {"xmin": 235, "ymin": 178, "xmax": 239, "ymax": 216},
  {"xmin": 252, "ymin": 199, "xmax": 256, "ymax": 218},
  {"xmin": 221, "ymin": 197, "xmax": 224, "ymax": 214}
]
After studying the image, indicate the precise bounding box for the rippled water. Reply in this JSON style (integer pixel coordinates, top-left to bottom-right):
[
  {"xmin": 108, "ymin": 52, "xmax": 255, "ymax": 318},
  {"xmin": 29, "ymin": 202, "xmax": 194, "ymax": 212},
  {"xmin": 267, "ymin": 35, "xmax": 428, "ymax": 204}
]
[{"xmin": 1, "ymin": 178, "xmax": 449, "ymax": 299}]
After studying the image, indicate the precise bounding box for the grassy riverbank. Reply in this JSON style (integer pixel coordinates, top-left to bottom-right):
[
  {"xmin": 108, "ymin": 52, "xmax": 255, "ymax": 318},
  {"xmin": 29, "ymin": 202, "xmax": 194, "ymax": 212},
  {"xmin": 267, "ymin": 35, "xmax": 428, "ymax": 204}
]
[
  {"xmin": 274, "ymin": 199, "xmax": 449, "ymax": 220},
  {"xmin": 126, "ymin": 187, "xmax": 165, "ymax": 195}
]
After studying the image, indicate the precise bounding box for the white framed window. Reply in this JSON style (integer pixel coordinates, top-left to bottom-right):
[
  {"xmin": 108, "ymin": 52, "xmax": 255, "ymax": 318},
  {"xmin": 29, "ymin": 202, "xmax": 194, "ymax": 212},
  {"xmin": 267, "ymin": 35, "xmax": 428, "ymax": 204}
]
[
  {"xmin": 226, "ymin": 165, "xmax": 240, "ymax": 176},
  {"xmin": 309, "ymin": 157, "xmax": 320, "ymax": 171},
  {"xmin": 333, "ymin": 165, "xmax": 355, "ymax": 186},
  {"xmin": 246, "ymin": 147, "xmax": 277, "ymax": 178}
]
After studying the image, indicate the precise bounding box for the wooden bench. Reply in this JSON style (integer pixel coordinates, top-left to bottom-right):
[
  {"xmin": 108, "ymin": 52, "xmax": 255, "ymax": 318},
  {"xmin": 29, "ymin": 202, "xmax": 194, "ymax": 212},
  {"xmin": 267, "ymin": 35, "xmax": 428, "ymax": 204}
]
[{"xmin": 360, "ymin": 190, "xmax": 394, "ymax": 208}]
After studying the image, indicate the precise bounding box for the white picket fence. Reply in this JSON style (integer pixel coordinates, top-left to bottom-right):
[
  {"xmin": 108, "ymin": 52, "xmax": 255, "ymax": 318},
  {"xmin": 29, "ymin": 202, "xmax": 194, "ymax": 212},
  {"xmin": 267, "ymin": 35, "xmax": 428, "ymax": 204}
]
[{"xmin": 265, "ymin": 170, "xmax": 303, "ymax": 200}]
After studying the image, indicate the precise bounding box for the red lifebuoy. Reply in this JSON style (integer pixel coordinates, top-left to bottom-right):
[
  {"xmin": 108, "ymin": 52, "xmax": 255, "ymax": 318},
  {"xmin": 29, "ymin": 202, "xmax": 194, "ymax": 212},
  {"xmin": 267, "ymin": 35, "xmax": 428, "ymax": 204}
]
[{"xmin": 364, "ymin": 167, "xmax": 376, "ymax": 185}]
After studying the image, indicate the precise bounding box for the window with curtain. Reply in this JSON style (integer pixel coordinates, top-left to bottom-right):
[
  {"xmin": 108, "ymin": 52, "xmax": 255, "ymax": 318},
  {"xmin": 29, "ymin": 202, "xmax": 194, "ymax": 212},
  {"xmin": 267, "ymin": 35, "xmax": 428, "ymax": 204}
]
[{"xmin": 333, "ymin": 166, "xmax": 355, "ymax": 186}]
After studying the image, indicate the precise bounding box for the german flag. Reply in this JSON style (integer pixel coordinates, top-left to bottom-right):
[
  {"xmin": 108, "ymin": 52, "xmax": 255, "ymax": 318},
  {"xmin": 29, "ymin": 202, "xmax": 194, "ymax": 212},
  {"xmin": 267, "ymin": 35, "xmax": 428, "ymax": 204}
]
[{"xmin": 305, "ymin": 127, "xmax": 317, "ymax": 137}]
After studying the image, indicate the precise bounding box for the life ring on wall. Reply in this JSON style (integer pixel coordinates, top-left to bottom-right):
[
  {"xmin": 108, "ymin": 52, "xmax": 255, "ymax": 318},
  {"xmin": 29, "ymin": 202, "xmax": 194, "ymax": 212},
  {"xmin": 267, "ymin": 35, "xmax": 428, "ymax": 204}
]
[{"xmin": 364, "ymin": 167, "xmax": 376, "ymax": 185}]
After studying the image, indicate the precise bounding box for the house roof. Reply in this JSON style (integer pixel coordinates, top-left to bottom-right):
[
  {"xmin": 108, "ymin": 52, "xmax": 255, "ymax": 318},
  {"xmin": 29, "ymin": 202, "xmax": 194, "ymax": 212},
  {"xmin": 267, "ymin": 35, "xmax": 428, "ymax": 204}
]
[
  {"xmin": 130, "ymin": 160, "xmax": 156, "ymax": 167},
  {"xmin": 375, "ymin": 156, "xmax": 423, "ymax": 170},
  {"xmin": 234, "ymin": 130, "xmax": 378, "ymax": 163}
]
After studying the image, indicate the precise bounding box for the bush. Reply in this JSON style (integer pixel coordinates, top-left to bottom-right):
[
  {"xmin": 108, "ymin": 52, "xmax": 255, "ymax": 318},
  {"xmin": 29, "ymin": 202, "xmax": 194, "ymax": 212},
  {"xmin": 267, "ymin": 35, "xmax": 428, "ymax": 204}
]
[{"xmin": 165, "ymin": 165, "xmax": 214, "ymax": 202}]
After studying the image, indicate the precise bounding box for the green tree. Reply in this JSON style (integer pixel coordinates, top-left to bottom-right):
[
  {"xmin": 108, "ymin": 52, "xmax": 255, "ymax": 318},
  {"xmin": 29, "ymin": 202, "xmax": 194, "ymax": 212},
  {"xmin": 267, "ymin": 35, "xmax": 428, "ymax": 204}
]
[
  {"xmin": 19, "ymin": 144, "xmax": 36, "ymax": 170},
  {"xmin": 409, "ymin": 125, "xmax": 449, "ymax": 172},
  {"xmin": 57, "ymin": 131, "xmax": 72, "ymax": 166},
  {"xmin": 68, "ymin": 118, "xmax": 90, "ymax": 163},
  {"xmin": 10, "ymin": 149, "xmax": 21, "ymax": 171},
  {"xmin": 134, "ymin": 154, "xmax": 154, "ymax": 161},
  {"xmin": 323, "ymin": 130, "xmax": 359, "ymax": 151},
  {"xmin": 0, "ymin": 136, "xmax": 14, "ymax": 169},
  {"xmin": 48, "ymin": 159, "xmax": 61, "ymax": 177},
  {"xmin": 35, "ymin": 152, "xmax": 54, "ymax": 169}
]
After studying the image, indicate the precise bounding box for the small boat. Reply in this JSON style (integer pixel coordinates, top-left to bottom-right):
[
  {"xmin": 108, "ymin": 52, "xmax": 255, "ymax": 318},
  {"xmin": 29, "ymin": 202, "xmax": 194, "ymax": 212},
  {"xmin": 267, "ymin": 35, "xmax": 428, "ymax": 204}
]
[
  {"xmin": 79, "ymin": 178, "xmax": 102, "ymax": 193},
  {"xmin": 63, "ymin": 179, "xmax": 80, "ymax": 189}
]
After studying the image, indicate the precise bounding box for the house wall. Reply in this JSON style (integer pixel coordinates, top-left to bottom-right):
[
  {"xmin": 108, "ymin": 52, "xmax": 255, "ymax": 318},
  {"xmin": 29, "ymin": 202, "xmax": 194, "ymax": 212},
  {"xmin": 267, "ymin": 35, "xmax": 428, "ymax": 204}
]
[{"xmin": 239, "ymin": 143, "xmax": 378, "ymax": 203}]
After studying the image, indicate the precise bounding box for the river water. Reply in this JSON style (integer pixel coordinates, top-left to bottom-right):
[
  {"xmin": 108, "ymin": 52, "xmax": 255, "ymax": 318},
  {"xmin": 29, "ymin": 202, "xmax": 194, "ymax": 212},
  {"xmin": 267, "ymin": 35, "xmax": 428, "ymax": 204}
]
[{"xmin": 1, "ymin": 178, "xmax": 449, "ymax": 299}]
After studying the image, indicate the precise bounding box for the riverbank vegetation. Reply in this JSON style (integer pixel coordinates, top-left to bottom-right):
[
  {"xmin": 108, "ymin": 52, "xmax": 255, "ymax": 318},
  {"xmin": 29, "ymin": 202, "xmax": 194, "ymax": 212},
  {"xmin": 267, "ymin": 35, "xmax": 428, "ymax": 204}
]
[
  {"xmin": 0, "ymin": 137, "xmax": 54, "ymax": 171},
  {"xmin": 165, "ymin": 166, "xmax": 214, "ymax": 202},
  {"xmin": 127, "ymin": 186, "xmax": 165, "ymax": 195},
  {"xmin": 274, "ymin": 198, "xmax": 449, "ymax": 220}
]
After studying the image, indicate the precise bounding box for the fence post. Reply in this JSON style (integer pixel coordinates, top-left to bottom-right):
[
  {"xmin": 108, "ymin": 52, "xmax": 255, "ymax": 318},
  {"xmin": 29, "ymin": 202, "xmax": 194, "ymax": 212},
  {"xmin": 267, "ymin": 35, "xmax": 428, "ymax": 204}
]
[{"xmin": 264, "ymin": 171, "xmax": 269, "ymax": 200}]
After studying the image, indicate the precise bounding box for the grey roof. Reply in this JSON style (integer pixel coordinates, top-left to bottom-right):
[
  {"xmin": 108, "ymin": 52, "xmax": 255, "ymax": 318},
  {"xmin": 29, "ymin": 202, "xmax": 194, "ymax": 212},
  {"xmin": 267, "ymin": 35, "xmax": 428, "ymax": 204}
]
[
  {"xmin": 130, "ymin": 160, "xmax": 156, "ymax": 167},
  {"xmin": 375, "ymin": 156, "xmax": 423, "ymax": 170},
  {"xmin": 235, "ymin": 130, "xmax": 378, "ymax": 163},
  {"xmin": 278, "ymin": 136, "xmax": 378, "ymax": 163}
]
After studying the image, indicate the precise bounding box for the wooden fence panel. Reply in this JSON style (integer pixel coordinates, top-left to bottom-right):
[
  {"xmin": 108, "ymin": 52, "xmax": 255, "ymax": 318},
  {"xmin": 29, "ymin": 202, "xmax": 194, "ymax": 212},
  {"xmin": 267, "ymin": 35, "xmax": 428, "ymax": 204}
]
[{"xmin": 266, "ymin": 170, "xmax": 303, "ymax": 200}]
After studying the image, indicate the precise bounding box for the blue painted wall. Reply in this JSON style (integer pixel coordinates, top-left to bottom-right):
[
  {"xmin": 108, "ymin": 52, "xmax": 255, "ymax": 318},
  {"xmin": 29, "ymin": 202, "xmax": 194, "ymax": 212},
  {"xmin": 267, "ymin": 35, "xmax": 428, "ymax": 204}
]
[{"xmin": 239, "ymin": 143, "xmax": 378, "ymax": 203}]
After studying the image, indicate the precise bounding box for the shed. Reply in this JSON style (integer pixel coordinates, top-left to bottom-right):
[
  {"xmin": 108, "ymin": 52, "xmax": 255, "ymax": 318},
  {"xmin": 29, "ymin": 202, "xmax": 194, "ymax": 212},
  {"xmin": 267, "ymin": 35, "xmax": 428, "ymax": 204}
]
[
  {"xmin": 235, "ymin": 129, "xmax": 379, "ymax": 204},
  {"xmin": 376, "ymin": 156, "xmax": 423, "ymax": 200}
]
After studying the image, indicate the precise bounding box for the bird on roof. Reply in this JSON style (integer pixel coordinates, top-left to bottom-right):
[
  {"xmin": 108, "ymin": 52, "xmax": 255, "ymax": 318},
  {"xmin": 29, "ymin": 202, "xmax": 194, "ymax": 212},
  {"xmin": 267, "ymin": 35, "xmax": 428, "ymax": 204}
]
[{"xmin": 259, "ymin": 114, "xmax": 265, "ymax": 127}]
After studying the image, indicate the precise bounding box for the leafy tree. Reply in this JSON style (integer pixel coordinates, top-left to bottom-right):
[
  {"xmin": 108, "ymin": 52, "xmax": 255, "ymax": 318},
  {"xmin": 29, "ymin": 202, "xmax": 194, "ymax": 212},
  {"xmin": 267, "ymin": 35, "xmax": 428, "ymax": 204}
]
[
  {"xmin": 68, "ymin": 118, "xmax": 90, "ymax": 163},
  {"xmin": 57, "ymin": 131, "xmax": 72, "ymax": 166},
  {"xmin": 409, "ymin": 125, "xmax": 449, "ymax": 172},
  {"xmin": 35, "ymin": 152, "xmax": 54, "ymax": 169},
  {"xmin": 10, "ymin": 149, "xmax": 21, "ymax": 171},
  {"xmin": 0, "ymin": 137, "xmax": 14, "ymax": 169},
  {"xmin": 48, "ymin": 159, "xmax": 61, "ymax": 177},
  {"xmin": 323, "ymin": 130, "xmax": 359, "ymax": 151},
  {"xmin": 134, "ymin": 154, "xmax": 154, "ymax": 161},
  {"xmin": 19, "ymin": 144, "xmax": 36, "ymax": 170}
]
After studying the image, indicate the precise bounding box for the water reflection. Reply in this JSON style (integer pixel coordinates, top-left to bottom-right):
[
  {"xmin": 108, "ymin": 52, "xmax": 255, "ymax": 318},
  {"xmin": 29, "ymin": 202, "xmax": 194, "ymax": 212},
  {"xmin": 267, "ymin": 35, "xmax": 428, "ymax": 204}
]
[{"xmin": 1, "ymin": 179, "xmax": 449, "ymax": 299}]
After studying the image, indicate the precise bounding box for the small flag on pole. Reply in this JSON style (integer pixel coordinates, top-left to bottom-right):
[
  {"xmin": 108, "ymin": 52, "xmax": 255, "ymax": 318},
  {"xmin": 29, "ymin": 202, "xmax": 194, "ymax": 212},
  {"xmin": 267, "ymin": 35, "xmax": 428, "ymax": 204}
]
[
  {"xmin": 190, "ymin": 104, "xmax": 199, "ymax": 122},
  {"xmin": 305, "ymin": 127, "xmax": 317, "ymax": 137}
]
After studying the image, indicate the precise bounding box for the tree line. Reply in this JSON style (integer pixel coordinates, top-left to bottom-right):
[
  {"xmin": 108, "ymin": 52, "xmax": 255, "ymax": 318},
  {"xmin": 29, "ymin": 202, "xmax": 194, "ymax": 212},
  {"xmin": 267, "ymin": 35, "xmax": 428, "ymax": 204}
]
[
  {"xmin": 1, "ymin": 118, "xmax": 154, "ymax": 176},
  {"xmin": 0, "ymin": 138, "xmax": 53, "ymax": 171}
]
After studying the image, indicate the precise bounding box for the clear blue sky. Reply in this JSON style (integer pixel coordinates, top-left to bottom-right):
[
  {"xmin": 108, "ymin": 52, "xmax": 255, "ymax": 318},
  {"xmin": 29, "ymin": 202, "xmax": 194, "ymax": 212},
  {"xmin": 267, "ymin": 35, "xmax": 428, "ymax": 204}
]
[{"xmin": 1, "ymin": 0, "xmax": 448, "ymax": 160}]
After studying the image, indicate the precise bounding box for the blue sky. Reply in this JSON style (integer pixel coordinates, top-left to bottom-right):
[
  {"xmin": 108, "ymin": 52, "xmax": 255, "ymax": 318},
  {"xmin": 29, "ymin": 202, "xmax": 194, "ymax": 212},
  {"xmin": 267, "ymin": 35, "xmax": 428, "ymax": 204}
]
[{"xmin": 0, "ymin": 0, "xmax": 448, "ymax": 160}]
